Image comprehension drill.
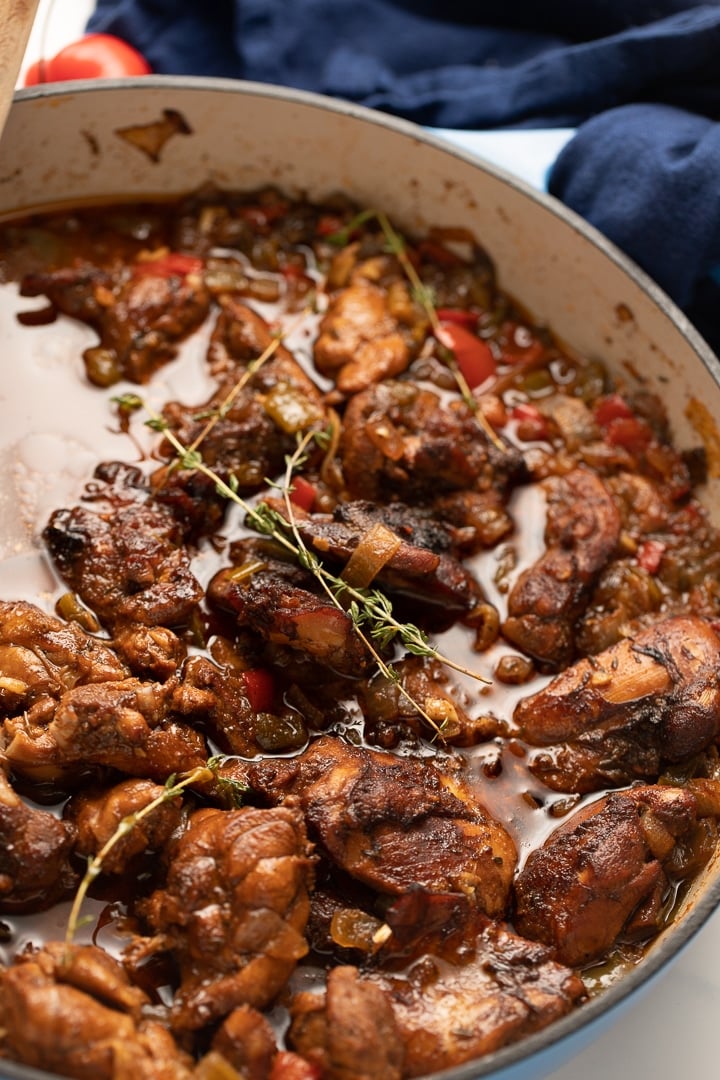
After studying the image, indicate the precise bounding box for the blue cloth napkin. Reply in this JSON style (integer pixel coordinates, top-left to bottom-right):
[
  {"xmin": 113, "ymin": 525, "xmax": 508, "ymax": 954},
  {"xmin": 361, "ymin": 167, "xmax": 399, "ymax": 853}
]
[{"xmin": 87, "ymin": 0, "xmax": 720, "ymax": 353}]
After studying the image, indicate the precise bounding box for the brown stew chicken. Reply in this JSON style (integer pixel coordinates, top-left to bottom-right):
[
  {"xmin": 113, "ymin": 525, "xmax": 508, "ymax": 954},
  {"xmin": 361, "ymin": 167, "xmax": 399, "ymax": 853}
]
[{"xmin": 0, "ymin": 186, "xmax": 719, "ymax": 1080}]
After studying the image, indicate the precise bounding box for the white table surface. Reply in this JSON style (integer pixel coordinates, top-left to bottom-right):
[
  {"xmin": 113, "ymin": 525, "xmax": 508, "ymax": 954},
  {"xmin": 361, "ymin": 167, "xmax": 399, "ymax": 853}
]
[{"xmin": 15, "ymin": 5, "xmax": 720, "ymax": 1079}]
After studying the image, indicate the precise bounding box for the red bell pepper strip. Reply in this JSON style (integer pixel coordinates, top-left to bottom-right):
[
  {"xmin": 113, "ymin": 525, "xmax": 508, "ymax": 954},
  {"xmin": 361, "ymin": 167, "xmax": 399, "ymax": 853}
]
[
  {"xmin": 435, "ymin": 321, "xmax": 496, "ymax": 389},
  {"xmin": 593, "ymin": 393, "xmax": 635, "ymax": 428},
  {"xmin": 241, "ymin": 668, "xmax": 275, "ymax": 713},
  {"xmin": 133, "ymin": 253, "xmax": 203, "ymax": 279},
  {"xmin": 604, "ymin": 416, "xmax": 653, "ymax": 454},
  {"xmin": 637, "ymin": 539, "xmax": 666, "ymax": 574},
  {"xmin": 435, "ymin": 308, "xmax": 479, "ymax": 329},
  {"xmin": 289, "ymin": 476, "xmax": 317, "ymax": 512}
]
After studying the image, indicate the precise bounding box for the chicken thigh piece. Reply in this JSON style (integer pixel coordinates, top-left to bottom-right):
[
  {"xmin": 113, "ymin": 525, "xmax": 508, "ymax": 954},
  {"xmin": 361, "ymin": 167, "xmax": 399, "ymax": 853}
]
[
  {"xmin": 515, "ymin": 614, "xmax": 720, "ymax": 791},
  {"xmin": 241, "ymin": 735, "xmax": 517, "ymax": 917},
  {"xmin": 514, "ymin": 782, "xmax": 719, "ymax": 965},
  {"xmin": 140, "ymin": 804, "xmax": 314, "ymax": 1031}
]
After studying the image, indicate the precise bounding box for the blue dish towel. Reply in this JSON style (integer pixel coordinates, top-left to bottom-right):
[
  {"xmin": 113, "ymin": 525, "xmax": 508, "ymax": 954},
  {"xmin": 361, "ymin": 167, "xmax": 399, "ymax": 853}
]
[{"xmin": 87, "ymin": 0, "xmax": 720, "ymax": 354}]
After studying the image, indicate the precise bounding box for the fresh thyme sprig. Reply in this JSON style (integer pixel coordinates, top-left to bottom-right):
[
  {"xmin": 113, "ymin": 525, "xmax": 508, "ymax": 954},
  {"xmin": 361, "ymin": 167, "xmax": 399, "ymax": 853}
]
[
  {"xmin": 128, "ymin": 402, "xmax": 489, "ymax": 736},
  {"xmin": 278, "ymin": 433, "xmax": 488, "ymax": 684},
  {"xmin": 275, "ymin": 435, "xmax": 487, "ymax": 738},
  {"xmin": 65, "ymin": 765, "xmax": 215, "ymax": 946}
]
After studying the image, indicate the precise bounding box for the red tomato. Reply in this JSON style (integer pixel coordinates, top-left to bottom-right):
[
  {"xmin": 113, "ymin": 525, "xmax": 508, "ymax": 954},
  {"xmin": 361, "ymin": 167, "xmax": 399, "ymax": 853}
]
[
  {"xmin": 132, "ymin": 253, "xmax": 203, "ymax": 279},
  {"xmin": 435, "ymin": 308, "xmax": 479, "ymax": 329},
  {"xmin": 435, "ymin": 321, "xmax": 496, "ymax": 389},
  {"xmin": 24, "ymin": 34, "xmax": 151, "ymax": 85},
  {"xmin": 241, "ymin": 669, "xmax": 275, "ymax": 713},
  {"xmin": 289, "ymin": 476, "xmax": 317, "ymax": 512},
  {"xmin": 593, "ymin": 393, "xmax": 634, "ymax": 428},
  {"xmin": 604, "ymin": 416, "xmax": 653, "ymax": 454},
  {"xmin": 511, "ymin": 402, "xmax": 549, "ymax": 441}
]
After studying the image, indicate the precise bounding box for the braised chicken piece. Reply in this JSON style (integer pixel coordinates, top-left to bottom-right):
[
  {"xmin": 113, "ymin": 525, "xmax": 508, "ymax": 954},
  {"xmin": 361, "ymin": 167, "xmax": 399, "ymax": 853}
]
[
  {"xmin": 112, "ymin": 624, "xmax": 187, "ymax": 682},
  {"xmin": 66, "ymin": 778, "xmax": 184, "ymax": 875},
  {"xmin": 314, "ymin": 276, "xmax": 418, "ymax": 394},
  {"xmin": 140, "ymin": 804, "xmax": 314, "ymax": 1031},
  {"xmin": 503, "ymin": 468, "xmax": 621, "ymax": 668},
  {"xmin": 210, "ymin": 1005, "xmax": 278, "ymax": 1080},
  {"xmin": 208, "ymin": 544, "xmax": 372, "ymax": 678},
  {"xmin": 0, "ymin": 768, "xmax": 76, "ymax": 910},
  {"xmin": 21, "ymin": 257, "xmax": 211, "ymax": 386},
  {"xmin": 0, "ymin": 944, "xmax": 194, "ymax": 1080},
  {"xmin": 514, "ymin": 782, "xmax": 720, "ymax": 966},
  {"xmin": 341, "ymin": 380, "xmax": 524, "ymax": 502},
  {"xmin": 239, "ymin": 735, "xmax": 516, "ymax": 917},
  {"xmin": 44, "ymin": 463, "xmax": 203, "ymax": 632},
  {"xmin": 292, "ymin": 500, "xmax": 490, "ymax": 626},
  {"xmin": 0, "ymin": 599, "xmax": 128, "ymax": 717},
  {"xmin": 289, "ymin": 965, "xmax": 404, "ymax": 1080},
  {"xmin": 289, "ymin": 924, "xmax": 585, "ymax": 1079},
  {"xmin": 516, "ymin": 615, "xmax": 720, "ymax": 791},
  {"xmin": 3, "ymin": 678, "xmax": 207, "ymax": 784},
  {"xmin": 152, "ymin": 297, "xmax": 327, "ymax": 537}
]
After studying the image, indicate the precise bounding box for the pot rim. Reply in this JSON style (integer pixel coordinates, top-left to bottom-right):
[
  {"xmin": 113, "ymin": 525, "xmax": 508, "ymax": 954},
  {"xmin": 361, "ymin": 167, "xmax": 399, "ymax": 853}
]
[{"xmin": 6, "ymin": 73, "xmax": 720, "ymax": 1080}]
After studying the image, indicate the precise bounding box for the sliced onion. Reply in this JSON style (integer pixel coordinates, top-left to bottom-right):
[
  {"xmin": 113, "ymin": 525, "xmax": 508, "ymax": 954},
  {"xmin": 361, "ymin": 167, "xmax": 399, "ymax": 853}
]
[{"xmin": 341, "ymin": 523, "xmax": 402, "ymax": 589}]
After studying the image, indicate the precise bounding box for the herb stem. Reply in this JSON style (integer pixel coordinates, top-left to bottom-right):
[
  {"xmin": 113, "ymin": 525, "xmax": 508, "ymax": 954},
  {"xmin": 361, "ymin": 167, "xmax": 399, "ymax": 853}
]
[{"xmin": 65, "ymin": 765, "xmax": 212, "ymax": 946}]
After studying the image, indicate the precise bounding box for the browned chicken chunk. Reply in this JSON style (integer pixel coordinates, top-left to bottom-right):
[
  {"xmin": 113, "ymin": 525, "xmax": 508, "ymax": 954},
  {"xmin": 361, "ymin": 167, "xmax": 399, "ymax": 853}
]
[
  {"xmin": 0, "ymin": 769, "xmax": 76, "ymax": 910},
  {"xmin": 21, "ymin": 258, "xmax": 211, "ymax": 386},
  {"xmin": 288, "ymin": 965, "xmax": 404, "ymax": 1080},
  {"xmin": 516, "ymin": 615, "xmax": 720, "ymax": 791},
  {"xmin": 0, "ymin": 944, "xmax": 194, "ymax": 1079},
  {"xmin": 341, "ymin": 380, "xmax": 523, "ymax": 502},
  {"xmin": 0, "ymin": 599, "xmax": 128, "ymax": 718},
  {"xmin": 66, "ymin": 777, "xmax": 184, "ymax": 875},
  {"xmin": 293, "ymin": 500, "xmax": 488, "ymax": 623},
  {"xmin": 140, "ymin": 804, "xmax": 314, "ymax": 1031},
  {"xmin": 210, "ymin": 1004, "xmax": 278, "ymax": 1080},
  {"xmin": 289, "ymin": 924, "xmax": 585, "ymax": 1079},
  {"xmin": 514, "ymin": 783, "xmax": 718, "ymax": 965},
  {"xmin": 208, "ymin": 550, "xmax": 372, "ymax": 678},
  {"xmin": 315, "ymin": 281, "xmax": 413, "ymax": 394},
  {"xmin": 240, "ymin": 735, "xmax": 517, "ymax": 917},
  {"xmin": 44, "ymin": 463, "xmax": 203, "ymax": 633},
  {"xmin": 3, "ymin": 678, "xmax": 207, "ymax": 783},
  {"xmin": 503, "ymin": 468, "xmax": 621, "ymax": 668}
]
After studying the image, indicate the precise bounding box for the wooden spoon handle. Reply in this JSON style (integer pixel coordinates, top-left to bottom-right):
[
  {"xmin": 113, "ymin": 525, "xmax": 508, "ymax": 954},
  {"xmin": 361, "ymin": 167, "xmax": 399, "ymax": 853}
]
[{"xmin": 0, "ymin": 0, "xmax": 41, "ymax": 132}]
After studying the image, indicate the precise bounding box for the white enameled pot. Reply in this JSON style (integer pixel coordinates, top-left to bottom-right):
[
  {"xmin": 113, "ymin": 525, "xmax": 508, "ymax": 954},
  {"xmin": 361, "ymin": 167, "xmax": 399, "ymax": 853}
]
[{"xmin": 1, "ymin": 77, "xmax": 720, "ymax": 1080}]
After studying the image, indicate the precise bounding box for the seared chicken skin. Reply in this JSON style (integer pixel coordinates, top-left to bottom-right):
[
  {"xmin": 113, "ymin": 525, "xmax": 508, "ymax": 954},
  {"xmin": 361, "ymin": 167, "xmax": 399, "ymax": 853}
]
[
  {"xmin": 514, "ymin": 782, "xmax": 720, "ymax": 965},
  {"xmin": 140, "ymin": 804, "xmax": 314, "ymax": 1031},
  {"xmin": 516, "ymin": 614, "xmax": 720, "ymax": 791},
  {"xmin": 503, "ymin": 468, "xmax": 621, "ymax": 668},
  {"xmin": 239, "ymin": 735, "xmax": 517, "ymax": 917}
]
